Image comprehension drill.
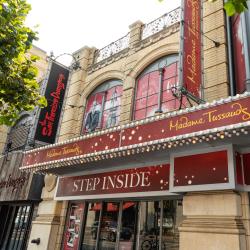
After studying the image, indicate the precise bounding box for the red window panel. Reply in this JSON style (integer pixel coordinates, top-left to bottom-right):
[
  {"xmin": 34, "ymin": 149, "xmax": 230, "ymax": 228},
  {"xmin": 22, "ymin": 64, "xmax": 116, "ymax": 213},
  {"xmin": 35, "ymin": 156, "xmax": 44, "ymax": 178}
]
[
  {"xmin": 162, "ymin": 99, "xmax": 178, "ymax": 112},
  {"xmin": 148, "ymin": 71, "xmax": 159, "ymax": 95},
  {"xmin": 164, "ymin": 62, "xmax": 178, "ymax": 79},
  {"xmin": 147, "ymin": 94, "xmax": 158, "ymax": 107},
  {"xmin": 163, "ymin": 77, "xmax": 178, "ymax": 92},
  {"xmin": 146, "ymin": 105, "xmax": 158, "ymax": 117},
  {"xmin": 136, "ymin": 75, "xmax": 149, "ymax": 98},
  {"xmin": 135, "ymin": 97, "xmax": 147, "ymax": 111},
  {"xmin": 134, "ymin": 109, "xmax": 146, "ymax": 120},
  {"xmin": 101, "ymin": 110, "xmax": 109, "ymax": 129}
]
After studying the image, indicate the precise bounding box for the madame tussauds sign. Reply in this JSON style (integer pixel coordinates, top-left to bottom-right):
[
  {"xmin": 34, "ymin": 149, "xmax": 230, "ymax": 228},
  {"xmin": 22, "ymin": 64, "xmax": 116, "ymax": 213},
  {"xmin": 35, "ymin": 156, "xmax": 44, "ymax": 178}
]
[{"xmin": 55, "ymin": 164, "xmax": 169, "ymax": 200}]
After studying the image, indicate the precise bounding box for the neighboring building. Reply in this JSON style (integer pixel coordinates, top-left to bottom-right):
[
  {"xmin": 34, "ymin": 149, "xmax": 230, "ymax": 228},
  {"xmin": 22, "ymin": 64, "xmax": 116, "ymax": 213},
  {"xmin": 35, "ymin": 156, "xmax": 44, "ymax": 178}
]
[
  {"xmin": 0, "ymin": 45, "xmax": 48, "ymax": 249},
  {"xmin": 22, "ymin": 1, "xmax": 250, "ymax": 250}
]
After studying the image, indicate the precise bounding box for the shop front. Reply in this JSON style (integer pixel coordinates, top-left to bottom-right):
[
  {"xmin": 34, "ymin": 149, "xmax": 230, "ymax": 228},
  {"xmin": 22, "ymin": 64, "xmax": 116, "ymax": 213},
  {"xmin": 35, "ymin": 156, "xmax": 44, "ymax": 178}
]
[
  {"xmin": 21, "ymin": 93, "xmax": 250, "ymax": 250},
  {"xmin": 56, "ymin": 164, "xmax": 183, "ymax": 250},
  {"xmin": 0, "ymin": 151, "xmax": 44, "ymax": 250}
]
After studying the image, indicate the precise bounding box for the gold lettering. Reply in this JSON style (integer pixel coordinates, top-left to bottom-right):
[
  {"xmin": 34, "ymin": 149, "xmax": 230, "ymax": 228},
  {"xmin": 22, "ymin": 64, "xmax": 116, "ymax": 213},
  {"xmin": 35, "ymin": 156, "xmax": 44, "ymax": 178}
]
[{"xmin": 47, "ymin": 143, "xmax": 82, "ymax": 158}]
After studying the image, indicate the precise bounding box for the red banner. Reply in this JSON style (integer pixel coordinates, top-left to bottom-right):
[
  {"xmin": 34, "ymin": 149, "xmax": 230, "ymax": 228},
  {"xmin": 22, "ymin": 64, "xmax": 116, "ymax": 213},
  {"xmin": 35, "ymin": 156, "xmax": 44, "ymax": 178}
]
[
  {"xmin": 232, "ymin": 14, "xmax": 246, "ymax": 94},
  {"xmin": 182, "ymin": 0, "xmax": 202, "ymax": 97},
  {"xmin": 173, "ymin": 150, "xmax": 229, "ymax": 186},
  {"xmin": 35, "ymin": 62, "xmax": 69, "ymax": 144},
  {"xmin": 55, "ymin": 165, "xmax": 169, "ymax": 199},
  {"xmin": 22, "ymin": 95, "xmax": 250, "ymax": 168}
]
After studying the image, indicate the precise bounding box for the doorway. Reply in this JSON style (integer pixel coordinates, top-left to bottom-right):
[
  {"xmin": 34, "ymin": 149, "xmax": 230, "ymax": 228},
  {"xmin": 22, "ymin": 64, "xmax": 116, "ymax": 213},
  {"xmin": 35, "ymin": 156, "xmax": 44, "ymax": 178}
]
[{"xmin": 64, "ymin": 199, "xmax": 182, "ymax": 250}]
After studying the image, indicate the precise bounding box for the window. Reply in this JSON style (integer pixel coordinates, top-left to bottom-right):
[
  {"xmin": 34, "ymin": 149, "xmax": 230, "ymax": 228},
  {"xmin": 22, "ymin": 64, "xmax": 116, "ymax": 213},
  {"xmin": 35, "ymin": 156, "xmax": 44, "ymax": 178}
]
[
  {"xmin": 0, "ymin": 204, "xmax": 34, "ymax": 250},
  {"xmin": 82, "ymin": 80, "xmax": 123, "ymax": 133},
  {"xmin": 5, "ymin": 114, "xmax": 33, "ymax": 152},
  {"xmin": 78, "ymin": 199, "xmax": 182, "ymax": 250},
  {"xmin": 133, "ymin": 55, "xmax": 179, "ymax": 120}
]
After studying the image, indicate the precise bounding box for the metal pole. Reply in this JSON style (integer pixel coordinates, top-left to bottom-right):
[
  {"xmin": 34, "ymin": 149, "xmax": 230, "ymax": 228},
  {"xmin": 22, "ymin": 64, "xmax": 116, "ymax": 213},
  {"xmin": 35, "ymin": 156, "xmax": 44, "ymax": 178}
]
[{"xmin": 155, "ymin": 68, "xmax": 164, "ymax": 114}]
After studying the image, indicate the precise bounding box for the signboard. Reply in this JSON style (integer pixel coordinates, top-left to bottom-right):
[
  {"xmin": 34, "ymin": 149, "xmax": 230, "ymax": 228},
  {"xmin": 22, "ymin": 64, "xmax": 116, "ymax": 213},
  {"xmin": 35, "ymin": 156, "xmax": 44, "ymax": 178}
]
[
  {"xmin": 0, "ymin": 152, "xmax": 43, "ymax": 202},
  {"xmin": 180, "ymin": 0, "xmax": 202, "ymax": 98},
  {"xmin": 232, "ymin": 14, "xmax": 247, "ymax": 94},
  {"xmin": 34, "ymin": 62, "xmax": 69, "ymax": 144},
  {"xmin": 22, "ymin": 95, "xmax": 250, "ymax": 168},
  {"xmin": 55, "ymin": 164, "xmax": 170, "ymax": 200},
  {"xmin": 170, "ymin": 145, "xmax": 235, "ymax": 192}
]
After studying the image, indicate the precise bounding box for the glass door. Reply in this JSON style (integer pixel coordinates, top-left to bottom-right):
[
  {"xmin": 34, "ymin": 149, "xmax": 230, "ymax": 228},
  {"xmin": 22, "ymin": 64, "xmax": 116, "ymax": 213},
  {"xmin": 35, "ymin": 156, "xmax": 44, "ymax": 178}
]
[
  {"xmin": 80, "ymin": 199, "xmax": 182, "ymax": 250},
  {"xmin": 81, "ymin": 203, "xmax": 101, "ymax": 250},
  {"xmin": 118, "ymin": 202, "xmax": 138, "ymax": 250},
  {"xmin": 98, "ymin": 202, "xmax": 119, "ymax": 250},
  {"xmin": 138, "ymin": 201, "xmax": 160, "ymax": 250}
]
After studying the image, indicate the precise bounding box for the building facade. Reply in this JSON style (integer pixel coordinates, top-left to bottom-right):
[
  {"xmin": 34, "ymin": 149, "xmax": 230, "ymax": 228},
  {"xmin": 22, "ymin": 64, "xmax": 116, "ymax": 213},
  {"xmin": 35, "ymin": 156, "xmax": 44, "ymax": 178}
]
[
  {"xmin": 22, "ymin": 1, "xmax": 250, "ymax": 250},
  {"xmin": 0, "ymin": 45, "xmax": 48, "ymax": 250}
]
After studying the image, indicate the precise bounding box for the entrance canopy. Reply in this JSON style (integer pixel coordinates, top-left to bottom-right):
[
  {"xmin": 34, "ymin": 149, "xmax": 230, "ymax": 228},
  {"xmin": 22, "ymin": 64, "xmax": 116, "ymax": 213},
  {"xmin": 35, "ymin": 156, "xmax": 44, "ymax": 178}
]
[{"xmin": 20, "ymin": 93, "xmax": 250, "ymax": 175}]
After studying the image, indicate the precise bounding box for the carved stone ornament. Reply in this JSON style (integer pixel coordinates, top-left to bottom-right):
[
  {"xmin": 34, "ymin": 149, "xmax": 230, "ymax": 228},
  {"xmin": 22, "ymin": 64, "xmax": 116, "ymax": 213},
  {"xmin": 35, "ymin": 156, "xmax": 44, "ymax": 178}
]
[{"xmin": 44, "ymin": 174, "xmax": 57, "ymax": 192}]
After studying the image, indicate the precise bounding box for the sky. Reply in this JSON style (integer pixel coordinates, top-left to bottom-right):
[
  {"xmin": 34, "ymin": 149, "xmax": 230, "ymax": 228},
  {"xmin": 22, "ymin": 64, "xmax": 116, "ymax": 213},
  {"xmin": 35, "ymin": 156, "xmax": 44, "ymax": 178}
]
[{"xmin": 26, "ymin": 0, "xmax": 180, "ymax": 65}]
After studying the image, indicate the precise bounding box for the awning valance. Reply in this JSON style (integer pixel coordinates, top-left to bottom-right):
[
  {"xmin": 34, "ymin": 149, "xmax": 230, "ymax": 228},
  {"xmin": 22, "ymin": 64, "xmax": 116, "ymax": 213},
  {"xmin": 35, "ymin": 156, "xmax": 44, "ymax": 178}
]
[{"xmin": 20, "ymin": 93, "xmax": 250, "ymax": 174}]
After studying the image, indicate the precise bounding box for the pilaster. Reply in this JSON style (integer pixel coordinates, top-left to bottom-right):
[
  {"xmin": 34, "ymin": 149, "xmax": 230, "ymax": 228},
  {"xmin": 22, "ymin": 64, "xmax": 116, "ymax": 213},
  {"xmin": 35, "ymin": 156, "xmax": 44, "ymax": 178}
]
[{"xmin": 179, "ymin": 191, "xmax": 247, "ymax": 250}]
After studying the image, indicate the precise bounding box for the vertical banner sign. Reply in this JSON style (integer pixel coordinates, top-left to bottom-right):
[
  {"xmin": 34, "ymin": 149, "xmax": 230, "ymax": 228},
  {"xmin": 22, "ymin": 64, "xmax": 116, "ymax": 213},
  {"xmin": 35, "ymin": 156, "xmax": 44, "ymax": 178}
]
[
  {"xmin": 231, "ymin": 14, "xmax": 247, "ymax": 94},
  {"xmin": 35, "ymin": 62, "xmax": 69, "ymax": 144},
  {"xmin": 180, "ymin": 0, "xmax": 202, "ymax": 98}
]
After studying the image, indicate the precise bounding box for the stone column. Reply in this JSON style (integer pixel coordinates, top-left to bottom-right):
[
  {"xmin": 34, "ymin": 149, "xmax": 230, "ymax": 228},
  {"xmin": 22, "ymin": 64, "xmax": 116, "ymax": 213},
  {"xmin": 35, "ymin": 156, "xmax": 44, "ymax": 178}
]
[
  {"xmin": 27, "ymin": 175, "xmax": 62, "ymax": 250},
  {"xmin": 179, "ymin": 191, "xmax": 247, "ymax": 250},
  {"xmin": 241, "ymin": 192, "xmax": 250, "ymax": 249},
  {"xmin": 58, "ymin": 46, "xmax": 96, "ymax": 142},
  {"xmin": 129, "ymin": 20, "xmax": 143, "ymax": 49}
]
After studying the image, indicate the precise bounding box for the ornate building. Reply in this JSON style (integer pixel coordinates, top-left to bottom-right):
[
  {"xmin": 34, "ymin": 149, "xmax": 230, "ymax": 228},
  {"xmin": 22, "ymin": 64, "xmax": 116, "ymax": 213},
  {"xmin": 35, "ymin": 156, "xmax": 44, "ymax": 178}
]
[{"xmin": 21, "ymin": 1, "xmax": 250, "ymax": 249}]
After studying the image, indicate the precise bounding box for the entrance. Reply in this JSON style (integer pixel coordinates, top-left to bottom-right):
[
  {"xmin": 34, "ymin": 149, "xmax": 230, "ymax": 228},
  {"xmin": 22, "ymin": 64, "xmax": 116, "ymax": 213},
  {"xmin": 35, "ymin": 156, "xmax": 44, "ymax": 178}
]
[
  {"xmin": 0, "ymin": 203, "xmax": 34, "ymax": 250},
  {"xmin": 63, "ymin": 199, "xmax": 183, "ymax": 250}
]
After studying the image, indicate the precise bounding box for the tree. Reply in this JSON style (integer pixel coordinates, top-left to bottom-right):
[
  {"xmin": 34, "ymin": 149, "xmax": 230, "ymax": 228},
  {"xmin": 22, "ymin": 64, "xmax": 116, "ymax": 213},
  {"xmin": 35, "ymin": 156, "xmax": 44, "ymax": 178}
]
[
  {"xmin": 0, "ymin": 0, "xmax": 46, "ymax": 126},
  {"xmin": 210, "ymin": 0, "xmax": 248, "ymax": 16}
]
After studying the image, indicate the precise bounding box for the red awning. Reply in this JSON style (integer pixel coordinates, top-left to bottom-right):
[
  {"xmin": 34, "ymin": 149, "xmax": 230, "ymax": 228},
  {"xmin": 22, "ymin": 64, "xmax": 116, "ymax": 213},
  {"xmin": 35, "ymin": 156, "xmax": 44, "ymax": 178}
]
[
  {"xmin": 90, "ymin": 202, "xmax": 135, "ymax": 212},
  {"xmin": 90, "ymin": 203, "xmax": 118, "ymax": 212},
  {"xmin": 123, "ymin": 202, "xmax": 135, "ymax": 210}
]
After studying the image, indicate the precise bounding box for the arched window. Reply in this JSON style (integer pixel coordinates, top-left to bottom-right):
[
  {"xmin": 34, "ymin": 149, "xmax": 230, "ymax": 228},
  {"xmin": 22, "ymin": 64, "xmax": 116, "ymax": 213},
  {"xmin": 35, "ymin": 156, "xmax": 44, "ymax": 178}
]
[
  {"xmin": 83, "ymin": 79, "xmax": 123, "ymax": 133},
  {"xmin": 133, "ymin": 54, "xmax": 179, "ymax": 120},
  {"xmin": 5, "ymin": 114, "xmax": 33, "ymax": 152}
]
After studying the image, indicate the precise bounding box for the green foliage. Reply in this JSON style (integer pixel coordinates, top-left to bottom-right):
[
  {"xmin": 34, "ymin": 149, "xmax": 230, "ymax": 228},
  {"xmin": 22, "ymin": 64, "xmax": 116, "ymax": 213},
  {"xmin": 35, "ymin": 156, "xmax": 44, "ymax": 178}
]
[
  {"xmin": 0, "ymin": 0, "xmax": 47, "ymax": 126},
  {"xmin": 206, "ymin": 0, "xmax": 248, "ymax": 16},
  {"xmin": 223, "ymin": 0, "xmax": 248, "ymax": 16},
  {"xmin": 158, "ymin": 0, "xmax": 248, "ymax": 16}
]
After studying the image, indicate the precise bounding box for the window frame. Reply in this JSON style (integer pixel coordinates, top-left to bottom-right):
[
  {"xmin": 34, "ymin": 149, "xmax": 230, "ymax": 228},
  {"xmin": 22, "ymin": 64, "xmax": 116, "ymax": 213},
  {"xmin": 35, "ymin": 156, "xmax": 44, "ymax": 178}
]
[
  {"xmin": 133, "ymin": 54, "xmax": 179, "ymax": 121},
  {"xmin": 81, "ymin": 79, "xmax": 123, "ymax": 134}
]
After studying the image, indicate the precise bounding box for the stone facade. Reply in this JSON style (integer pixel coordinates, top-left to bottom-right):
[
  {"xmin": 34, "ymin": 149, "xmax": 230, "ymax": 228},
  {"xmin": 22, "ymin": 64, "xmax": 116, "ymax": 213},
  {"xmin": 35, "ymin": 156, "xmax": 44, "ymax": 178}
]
[{"xmin": 27, "ymin": 1, "xmax": 250, "ymax": 250}]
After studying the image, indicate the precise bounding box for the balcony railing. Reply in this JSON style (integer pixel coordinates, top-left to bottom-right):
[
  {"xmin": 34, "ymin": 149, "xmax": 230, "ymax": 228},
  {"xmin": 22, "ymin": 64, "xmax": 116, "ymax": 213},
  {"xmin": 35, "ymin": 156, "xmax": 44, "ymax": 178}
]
[
  {"xmin": 93, "ymin": 7, "xmax": 180, "ymax": 64},
  {"xmin": 94, "ymin": 33, "xmax": 130, "ymax": 63},
  {"xmin": 141, "ymin": 8, "xmax": 181, "ymax": 40}
]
